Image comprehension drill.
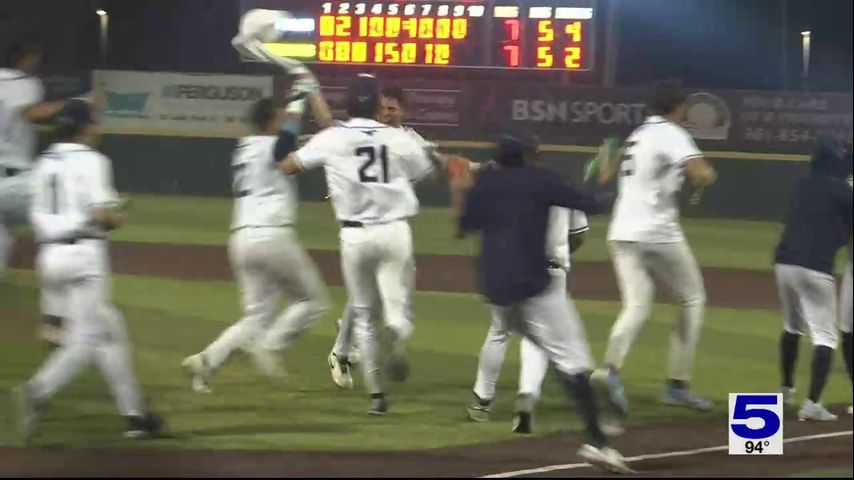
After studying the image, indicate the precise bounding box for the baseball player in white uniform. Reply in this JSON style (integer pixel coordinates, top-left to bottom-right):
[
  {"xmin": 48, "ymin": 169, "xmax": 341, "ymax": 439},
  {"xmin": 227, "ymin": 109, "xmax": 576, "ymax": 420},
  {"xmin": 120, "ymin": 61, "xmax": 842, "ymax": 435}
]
[
  {"xmin": 327, "ymin": 86, "xmax": 434, "ymax": 389},
  {"xmin": 281, "ymin": 74, "xmax": 433, "ymax": 415},
  {"xmin": 842, "ymin": 240, "xmax": 852, "ymax": 415},
  {"xmin": 467, "ymin": 206, "xmax": 593, "ymax": 435},
  {"xmin": 182, "ymin": 77, "xmax": 331, "ymax": 391},
  {"xmin": 590, "ymin": 81, "xmax": 717, "ymax": 415},
  {"xmin": 0, "ymin": 42, "xmax": 70, "ymax": 344},
  {"xmin": 12, "ymin": 99, "xmax": 162, "ymax": 443}
]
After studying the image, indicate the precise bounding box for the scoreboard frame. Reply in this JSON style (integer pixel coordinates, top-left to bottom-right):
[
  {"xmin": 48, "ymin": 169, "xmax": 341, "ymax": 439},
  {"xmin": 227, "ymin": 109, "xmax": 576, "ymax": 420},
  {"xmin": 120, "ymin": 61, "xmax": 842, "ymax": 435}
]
[{"xmin": 240, "ymin": 0, "xmax": 598, "ymax": 72}]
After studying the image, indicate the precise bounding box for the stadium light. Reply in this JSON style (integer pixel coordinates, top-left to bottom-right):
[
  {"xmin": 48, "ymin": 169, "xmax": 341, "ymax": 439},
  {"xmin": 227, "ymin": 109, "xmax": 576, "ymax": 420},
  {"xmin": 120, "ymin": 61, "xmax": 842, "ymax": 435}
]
[
  {"xmin": 97, "ymin": 9, "xmax": 109, "ymax": 66},
  {"xmin": 800, "ymin": 30, "xmax": 811, "ymax": 90}
]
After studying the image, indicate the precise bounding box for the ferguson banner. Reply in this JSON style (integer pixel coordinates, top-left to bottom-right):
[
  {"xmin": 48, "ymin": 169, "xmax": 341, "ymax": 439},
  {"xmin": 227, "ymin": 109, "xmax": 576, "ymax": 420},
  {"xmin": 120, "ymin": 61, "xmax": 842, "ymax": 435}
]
[{"xmin": 94, "ymin": 70, "xmax": 274, "ymax": 137}]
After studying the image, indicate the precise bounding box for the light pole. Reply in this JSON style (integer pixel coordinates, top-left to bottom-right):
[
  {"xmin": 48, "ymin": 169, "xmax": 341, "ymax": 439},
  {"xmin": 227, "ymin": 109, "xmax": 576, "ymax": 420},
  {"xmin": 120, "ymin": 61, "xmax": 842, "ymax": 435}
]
[
  {"xmin": 97, "ymin": 9, "xmax": 109, "ymax": 67},
  {"xmin": 801, "ymin": 30, "xmax": 811, "ymax": 90}
]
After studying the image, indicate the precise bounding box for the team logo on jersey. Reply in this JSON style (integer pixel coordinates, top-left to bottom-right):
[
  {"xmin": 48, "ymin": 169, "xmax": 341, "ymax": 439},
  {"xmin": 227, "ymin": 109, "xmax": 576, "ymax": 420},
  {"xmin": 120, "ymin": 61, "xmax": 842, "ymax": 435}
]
[{"xmin": 683, "ymin": 92, "xmax": 731, "ymax": 141}]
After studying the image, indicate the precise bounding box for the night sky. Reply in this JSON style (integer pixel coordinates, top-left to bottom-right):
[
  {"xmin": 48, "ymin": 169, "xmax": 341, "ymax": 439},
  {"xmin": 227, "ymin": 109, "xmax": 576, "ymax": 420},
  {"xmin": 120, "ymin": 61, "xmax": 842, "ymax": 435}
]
[{"xmin": 1, "ymin": 0, "xmax": 851, "ymax": 91}]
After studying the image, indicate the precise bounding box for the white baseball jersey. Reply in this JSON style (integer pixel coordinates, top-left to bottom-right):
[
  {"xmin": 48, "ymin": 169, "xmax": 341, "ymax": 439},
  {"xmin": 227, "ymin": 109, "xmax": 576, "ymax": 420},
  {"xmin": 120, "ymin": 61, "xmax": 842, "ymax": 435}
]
[
  {"xmin": 30, "ymin": 143, "xmax": 119, "ymax": 243},
  {"xmin": 402, "ymin": 126, "xmax": 434, "ymax": 149},
  {"xmin": 547, "ymin": 207, "xmax": 589, "ymax": 271},
  {"xmin": 608, "ymin": 115, "xmax": 703, "ymax": 243},
  {"xmin": 0, "ymin": 69, "xmax": 44, "ymax": 169},
  {"xmin": 231, "ymin": 135, "xmax": 298, "ymax": 230},
  {"xmin": 296, "ymin": 118, "xmax": 432, "ymax": 224}
]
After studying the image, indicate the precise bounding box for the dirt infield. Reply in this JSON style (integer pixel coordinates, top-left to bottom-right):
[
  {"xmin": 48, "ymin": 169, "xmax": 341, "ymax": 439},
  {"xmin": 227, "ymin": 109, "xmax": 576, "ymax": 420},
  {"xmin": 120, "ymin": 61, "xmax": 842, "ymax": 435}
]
[
  {"xmin": 12, "ymin": 240, "xmax": 781, "ymax": 309},
  {"xmin": 0, "ymin": 417, "xmax": 851, "ymax": 477},
  {"xmin": 6, "ymin": 240, "xmax": 852, "ymax": 477}
]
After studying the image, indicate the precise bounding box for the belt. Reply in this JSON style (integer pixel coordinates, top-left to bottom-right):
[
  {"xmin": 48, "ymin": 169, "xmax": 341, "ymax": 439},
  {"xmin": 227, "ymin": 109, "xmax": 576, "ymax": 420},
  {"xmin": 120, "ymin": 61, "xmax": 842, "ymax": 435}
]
[
  {"xmin": 341, "ymin": 220, "xmax": 364, "ymax": 228},
  {"xmin": 547, "ymin": 261, "xmax": 563, "ymax": 270},
  {"xmin": 41, "ymin": 235, "xmax": 105, "ymax": 245}
]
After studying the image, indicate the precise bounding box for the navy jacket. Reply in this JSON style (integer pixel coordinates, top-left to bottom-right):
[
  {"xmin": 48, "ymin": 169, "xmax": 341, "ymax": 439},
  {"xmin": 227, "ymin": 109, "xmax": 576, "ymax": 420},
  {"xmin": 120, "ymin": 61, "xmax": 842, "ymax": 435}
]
[
  {"xmin": 775, "ymin": 137, "xmax": 853, "ymax": 275},
  {"xmin": 459, "ymin": 165, "xmax": 606, "ymax": 306}
]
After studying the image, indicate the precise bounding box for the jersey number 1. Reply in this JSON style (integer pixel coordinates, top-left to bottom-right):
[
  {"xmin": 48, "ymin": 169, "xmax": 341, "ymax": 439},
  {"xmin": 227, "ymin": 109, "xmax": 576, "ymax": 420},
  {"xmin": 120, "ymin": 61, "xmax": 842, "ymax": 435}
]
[
  {"xmin": 47, "ymin": 173, "xmax": 63, "ymax": 214},
  {"xmin": 357, "ymin": 146, "xmax": 389, "ymax": 183}
]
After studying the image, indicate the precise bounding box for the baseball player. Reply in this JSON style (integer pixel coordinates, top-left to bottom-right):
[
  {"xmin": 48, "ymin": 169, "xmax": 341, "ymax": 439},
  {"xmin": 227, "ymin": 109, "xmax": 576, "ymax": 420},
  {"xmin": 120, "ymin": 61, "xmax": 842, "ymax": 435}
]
[
  {"xmin": 465, "ymin": 158, "xmax": 593, "ymax": 435},
  {"xmin": 12, "ymin": 99, "xmax": 162, "ymax": 443},
  {"xmin": 281, "ymin": 74, "xmax": 434, "ymax": 415},
  {"xmin": 775, "ymin": 135, "xmax": 852, "ymax": 421},
  {"xmin": 0, "ymin": 41, "xmax": 72, "ymax": 345},
  {"xmin": 451, "ymin": 131, "xmax": 630, "ymax": 473},
  {"xmin": 590, "ymin": 80, "xmax": 718, "ymax": 415},
  {"xmin": 327, "ymin": 86, "xmax": 435, "ymax": 389},
  {"xmin": 842, "ymin": 239, "xmax": 852, "ymax": 416},
  {"xmin": 182, "ymin": 75, "xmax": 331, "ymax": 391}
]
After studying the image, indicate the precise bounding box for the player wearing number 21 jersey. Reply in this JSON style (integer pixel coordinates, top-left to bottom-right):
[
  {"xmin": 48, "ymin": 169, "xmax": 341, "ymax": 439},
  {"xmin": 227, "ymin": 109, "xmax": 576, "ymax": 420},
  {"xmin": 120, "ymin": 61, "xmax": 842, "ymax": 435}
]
[{"xmin": 283, "ymin": 74, "xmax": 433, "ymax": 415}]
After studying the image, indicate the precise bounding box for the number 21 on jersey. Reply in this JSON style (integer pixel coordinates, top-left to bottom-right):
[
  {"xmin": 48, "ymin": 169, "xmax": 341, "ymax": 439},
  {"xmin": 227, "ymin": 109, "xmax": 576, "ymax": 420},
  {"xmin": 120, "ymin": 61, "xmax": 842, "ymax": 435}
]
[{"xmin": 357, "ymin": 145, "xmax": 389, "ymax": 183}]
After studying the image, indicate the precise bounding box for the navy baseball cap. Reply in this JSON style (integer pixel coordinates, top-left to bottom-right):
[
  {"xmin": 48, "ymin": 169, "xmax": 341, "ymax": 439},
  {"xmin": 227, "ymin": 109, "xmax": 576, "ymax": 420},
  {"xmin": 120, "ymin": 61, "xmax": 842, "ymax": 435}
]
[
  {"xmin": 56, "ymin": 99, "xmax": 96, "ymax": 129},
  {"xmin": 496, "ymin": 131, "xmax": 539, "ymax": 167}
]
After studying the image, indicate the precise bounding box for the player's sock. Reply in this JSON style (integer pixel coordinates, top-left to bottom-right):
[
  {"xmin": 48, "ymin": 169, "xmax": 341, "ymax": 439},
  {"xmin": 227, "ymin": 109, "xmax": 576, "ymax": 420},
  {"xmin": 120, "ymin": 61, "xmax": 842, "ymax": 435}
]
[
  {"xmin": 842, "ymin": 332, "xmax": 853, "ymax": 385},
  {"xmin": 808, "ymin": 345, "xmax": 833, "ymax": 403},
  {"xmin": 780, "ymin": 332, "xmax": 800, "ymax": 389},
  {"xmin": 561, "ymin": 371, "xmax": 607, "ymax": 449},
  {"xmin": 666, "ymin": 379, "xmax": 688, "ymax": 390}
]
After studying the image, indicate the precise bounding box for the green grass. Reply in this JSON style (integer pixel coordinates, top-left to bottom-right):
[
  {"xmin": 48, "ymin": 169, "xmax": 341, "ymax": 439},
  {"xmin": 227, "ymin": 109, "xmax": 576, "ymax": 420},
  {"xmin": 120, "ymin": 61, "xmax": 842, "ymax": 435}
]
[
  {"xmin": 1, "ymin": 270, "xmax": 850, "ymax": 451},
  {"xmin": 106, "ymin": 194, "xmax": 794, "ymax": 271},
  {"xmin": 790, "ymin": 468, "xmax": 854, "ymax": 478}
]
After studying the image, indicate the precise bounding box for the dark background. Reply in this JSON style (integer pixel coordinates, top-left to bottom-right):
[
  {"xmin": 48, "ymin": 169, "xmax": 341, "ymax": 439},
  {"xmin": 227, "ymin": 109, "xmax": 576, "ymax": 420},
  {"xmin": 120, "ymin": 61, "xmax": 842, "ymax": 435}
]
[{"xmin": 2, "ymin": 0, "xmax": 851, "ymax": 91}]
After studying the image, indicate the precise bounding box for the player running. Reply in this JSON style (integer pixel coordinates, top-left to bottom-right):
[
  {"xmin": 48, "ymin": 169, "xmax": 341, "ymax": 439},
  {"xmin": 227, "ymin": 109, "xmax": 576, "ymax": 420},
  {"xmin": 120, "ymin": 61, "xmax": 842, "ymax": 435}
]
[
  {"xmin": 327, "ymin": 85, "xmax": 444, "ymax": 389},
  {"xmin": 590, "ymin": 80, "xmax": 718, "ymax": 415},
  {"xmin": 451, "ymin": 131, "xmax": 631, "ymax": 473},
  {"xmin": 775, "ymin": 135, "xmax": 852, "ymax": 421},
  {"xmin": 281, "ymin": 74, "xmax": 434, "ymax": 415},
  {"xmin": 464, "ymin": 142, "xmax": 598, "ymax": 434},
  {"xmin": 181, "ymin": 73, "xmax": 331, "ymax": 391},
  {"xmin": 13, "ymin": 99, "xmax": 162, "ymax": 443},
  {"xmin": 1, "ymin": 41, "xmax": 77, "ymax": 344}
]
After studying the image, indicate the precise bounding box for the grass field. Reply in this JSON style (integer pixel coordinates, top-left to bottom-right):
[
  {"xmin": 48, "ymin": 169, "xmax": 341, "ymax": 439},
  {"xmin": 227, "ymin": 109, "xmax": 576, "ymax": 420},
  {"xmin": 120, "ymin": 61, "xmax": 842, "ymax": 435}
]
[{"xmin": 1, "ymin": 193, "xmax": 852, "ymax": 458}]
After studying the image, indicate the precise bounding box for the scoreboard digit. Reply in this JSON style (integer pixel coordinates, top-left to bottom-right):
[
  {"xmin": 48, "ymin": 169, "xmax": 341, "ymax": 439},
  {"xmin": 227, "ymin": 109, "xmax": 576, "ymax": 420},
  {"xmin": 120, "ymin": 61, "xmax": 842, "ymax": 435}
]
[{"xmin": 240, "ymin": 0, "xmax": 596, "ymax": 71}]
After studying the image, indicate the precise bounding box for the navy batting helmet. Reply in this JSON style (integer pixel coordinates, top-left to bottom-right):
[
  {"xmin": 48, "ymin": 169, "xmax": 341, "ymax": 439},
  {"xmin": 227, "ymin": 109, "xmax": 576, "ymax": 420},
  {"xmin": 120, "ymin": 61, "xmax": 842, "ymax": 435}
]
[
  {"xmin": 54, "ymin": 99, "xmax": 96, "ymax": 140},
  {"xmin": 347, "ymin": 73, "xmax": 381, "ymax": 119}
]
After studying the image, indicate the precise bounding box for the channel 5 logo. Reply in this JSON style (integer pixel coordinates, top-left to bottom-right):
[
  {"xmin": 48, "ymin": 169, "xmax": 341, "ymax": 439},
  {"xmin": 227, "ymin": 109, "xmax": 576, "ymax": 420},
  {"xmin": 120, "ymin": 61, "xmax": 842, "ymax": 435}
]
[{"xmin": 728, "ymin": 393, "xmax": 783, "ymax": 455}]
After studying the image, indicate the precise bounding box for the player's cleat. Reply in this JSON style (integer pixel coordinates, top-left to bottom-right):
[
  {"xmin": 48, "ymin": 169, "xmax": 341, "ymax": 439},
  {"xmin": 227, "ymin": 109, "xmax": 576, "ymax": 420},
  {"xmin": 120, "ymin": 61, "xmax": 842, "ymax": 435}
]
[
  {"xmin": 12, "ymin": 384, "xmax": 44, "ymax": 446},
  {"xmin": 848, "ymin": 405, "xmax": 852, "ymax": 415},
  {"xmin": 782, "ymin": 386, "xmax": 797, "ymax": 406},
  {"xmin": 466, "ymin": 393, "xmax": 493, "ymax": 422},
  {"xmin": 124, "ymin": 412, "xmax": 164, "ymax": 439},
  {"xmin": 368, "ymin": 396, "xmax": 389, "ymax": 416},
  {"xmin": 662, "ymin": 385, "xmax": 713, "ymax": 411},
  {"xmin": 512, "ymin": 393, "xmax": 535, "ymax": 434},
  {"xmin": 591, "ymin": 367, "xmax": 629, "ymax": 417},
  {"xmin": 798, "ymin": 400, "xmax": 838, "ymax": 422},
  {"xmin": 248, "ymin": 345, "xmax": 287, "ymax": 381},
  {"xmin": 181, "ymin": 353, "xmax": 212, "ymax": 394},
  {"xmin": 512, "ymin": 411, "xmax": 533, "ymax": 434},
  {"xmin": 577, "ymin": 444, "xmax": 635, "ymax": 474},
  {"xmin": 328, "ymin": 352, "xmax": 354, "ymax": 390}
]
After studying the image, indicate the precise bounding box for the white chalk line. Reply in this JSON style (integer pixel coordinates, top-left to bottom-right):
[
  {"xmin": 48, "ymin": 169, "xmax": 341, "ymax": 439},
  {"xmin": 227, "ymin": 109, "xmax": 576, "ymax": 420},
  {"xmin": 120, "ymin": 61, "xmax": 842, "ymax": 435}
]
[{"xmin": 480, "ymin": 430, "xmax": 853, "ymax": 478}]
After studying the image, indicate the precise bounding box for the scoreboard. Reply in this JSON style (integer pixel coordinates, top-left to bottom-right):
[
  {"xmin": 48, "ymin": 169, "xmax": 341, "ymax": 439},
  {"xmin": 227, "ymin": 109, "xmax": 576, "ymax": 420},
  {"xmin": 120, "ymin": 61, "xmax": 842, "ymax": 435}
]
[{"xmin": 240, "ymin": 0, "xmax": 597, "ymax": 71}]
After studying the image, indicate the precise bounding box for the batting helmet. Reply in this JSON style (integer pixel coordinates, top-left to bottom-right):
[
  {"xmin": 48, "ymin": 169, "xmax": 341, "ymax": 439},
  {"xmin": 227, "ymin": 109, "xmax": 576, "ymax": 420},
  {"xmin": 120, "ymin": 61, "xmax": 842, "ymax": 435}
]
[{"xmin": 347, "ymin": 73, "xmax": 381, "ymax": 119}]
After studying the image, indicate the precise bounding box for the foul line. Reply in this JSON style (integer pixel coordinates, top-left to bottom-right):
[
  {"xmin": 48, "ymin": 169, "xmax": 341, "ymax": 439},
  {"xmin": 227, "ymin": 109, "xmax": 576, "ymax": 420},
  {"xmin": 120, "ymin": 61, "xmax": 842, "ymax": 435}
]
[{"xmin": 480, "ymin": 430, "xmax": 853, "ymax": 478}]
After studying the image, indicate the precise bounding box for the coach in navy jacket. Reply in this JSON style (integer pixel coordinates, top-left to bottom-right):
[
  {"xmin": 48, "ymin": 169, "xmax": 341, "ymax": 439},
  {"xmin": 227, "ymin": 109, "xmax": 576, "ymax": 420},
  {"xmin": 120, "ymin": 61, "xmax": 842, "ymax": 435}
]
[{"xmin": 775, "ymin": 135, "xmax": 853, "ymax": 421}]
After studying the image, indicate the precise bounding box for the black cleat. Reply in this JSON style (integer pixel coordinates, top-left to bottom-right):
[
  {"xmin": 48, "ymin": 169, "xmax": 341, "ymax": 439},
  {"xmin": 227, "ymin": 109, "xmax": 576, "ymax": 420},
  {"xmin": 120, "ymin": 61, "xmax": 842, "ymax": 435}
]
[
  {"xmin": 368, "ymin": 397, "xmax": 389, "ymax": 416},
  {"xmin": 124, "ymin": 412, "xmax": 164, "ymax": 439}
]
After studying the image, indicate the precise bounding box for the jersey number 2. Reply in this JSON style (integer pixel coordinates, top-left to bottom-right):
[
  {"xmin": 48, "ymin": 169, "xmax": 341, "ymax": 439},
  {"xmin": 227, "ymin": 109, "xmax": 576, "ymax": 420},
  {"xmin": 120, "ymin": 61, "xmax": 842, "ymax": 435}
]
[{"xmin": 357, "ymin": 146, "xmax": 389, "ymax": 183}]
